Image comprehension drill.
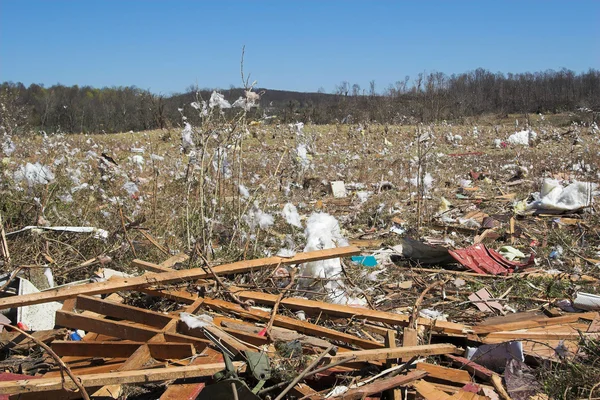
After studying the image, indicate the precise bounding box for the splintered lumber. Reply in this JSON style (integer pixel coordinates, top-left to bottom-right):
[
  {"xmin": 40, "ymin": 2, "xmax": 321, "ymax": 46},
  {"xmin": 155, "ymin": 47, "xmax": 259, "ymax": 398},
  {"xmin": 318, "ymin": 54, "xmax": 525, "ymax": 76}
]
[
  {"xmin": 327, "ymin": 344, "xmax": 459, "ymax": 364},
  {"xmin": 416, "ymin": 363, "xmax": 472, "ymax": 384},
  {"xmin": 0, "ymin": 246, "xmax": 360, "ymax": 309},
  {"xmin": 471, "ymin": 312, "xmax": 597, "ymax": 334},
  {"xmin": 330, "ymin": 370, "xmax": 428, "ymax": 400},
  {"xmin": 75, "ymin": 295, "xmax": 173, "ymax": 328},
  {"xmin": 0, "ymin": 329, "xmax": 68, "ymax": 351},
  {"xmin": 412, "ymin": 379, "xmax": 453, "ymax": 400},
  {"xmin": 131, "ymin": 259, "xmax": 178, "ymax": 273},
  {"xmin": 201, "ymin": 297, "xmax": 384, "ymax": 349},
  {"xmin": 232, "ymin": 288, "xmax": 467, "ymax": 334},
  {"xmin": 216, "ymin": 317, "xmax": 333, "ymax": 349},
  {"xmin": 55, "ymin": 310, "xmax": 208, "ymax": 347},
  {"xmin": 56, "ymin": 310, "xmax": 160, "ymax": 341},
  {"xmin": 51, "ymin": 341, "xmax": 195, "ymax": 359},
  {"xmin": 0, "ymin": 362, "xmax": 244, "ymax": 395}
]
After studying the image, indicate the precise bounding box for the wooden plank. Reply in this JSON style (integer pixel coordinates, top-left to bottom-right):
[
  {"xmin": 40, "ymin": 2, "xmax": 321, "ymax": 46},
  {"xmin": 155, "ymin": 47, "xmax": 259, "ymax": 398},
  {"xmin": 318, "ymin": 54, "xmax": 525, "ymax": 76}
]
[
  {"xmin": 0, "ymin": 246, "xmax": 360, "ymax": 309},
  {"xmin": 385, "ymin": 330, "xmax": 402, "ymax": 400},
  {"xmin": 587, "ymin": 314, "xmax": 600, "ymax": 333},
  {"xmin": 51, "ymin": 341, "xmax": 195, "ymax": 359},
  {"xmin": 402, "ymin": 327, "xmax": 418, "ymax": 362},
  {"xmin": 159, "ymin": 347, "xmax": 223, "ymax": 400},
  {"xmin": 55, "ymin": 310, "xmax": 208, "ymax": 346},
  {"xmin": 327, "ymin": 344, "xmax": 459, "ymax": 364},
  {"xmin": 330, "ymin": 370, "xmax": 427, "ymax": 400},
  {"xmin": 0, "ymin": 362, "xmax": 245, "ymax": 395},
  {"xmin": 472, "ymin": 312, "xmax": 597, "ymax": 334},
  {"xmin": 131, "ymin": 259, "xmax": 176, "ymax": 273},
  {"xmin": 446, "ymin": 355, "xmax": 494, "ymax": 381},
  {"xmin": 202, "ymin": 297, "xmax": 384, "ymax": 349},
  {"xmin": 412, "ymin": 379, "xmax": 453, "ymax": 400},
  {"xmin": 0, "ymin": 329, "xmax": 67, "ymax": 351},
  {"xmin": 482, "ymin": 330, "xmax": 599, "ymax": 341},
  {"xmin": 449, "ymin": 390, "xmax": 487, "ymax": 400},
  {"xmin": 232, "ymin": 288, "xmax": 467, "ymax": 334},
  {"xmin": 56, "ymin": 310, "xmax": 160, "ymax": 342},
  {"xmin": 415, "ymin": 363, "xmax": 471, "ymax": 384},
  {"xmin": 216, "ymin": 317, "xmax": 331, "ymax": 349},
  {"xmin": 158, "ymin": 253, "xmax": 189, "ymax": 269},
  {"xmin": 75, "ymin": 295, "xmax": 173, "ymax": 328}
]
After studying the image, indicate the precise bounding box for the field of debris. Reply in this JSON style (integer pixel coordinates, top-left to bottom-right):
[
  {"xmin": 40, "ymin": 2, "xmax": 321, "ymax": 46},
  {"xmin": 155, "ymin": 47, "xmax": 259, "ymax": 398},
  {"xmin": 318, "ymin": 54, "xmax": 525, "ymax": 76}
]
[{"xmin": 0, "ymin": 112, "xmax": 599, "ymax": 399}]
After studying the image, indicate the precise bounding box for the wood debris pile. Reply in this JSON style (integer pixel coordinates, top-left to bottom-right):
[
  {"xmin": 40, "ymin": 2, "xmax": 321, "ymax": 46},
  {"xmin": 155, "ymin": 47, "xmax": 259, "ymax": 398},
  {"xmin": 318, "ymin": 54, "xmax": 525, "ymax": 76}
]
[{"xmin": 0, "ymin": 246, "xmax": 597, "ymax": 399}]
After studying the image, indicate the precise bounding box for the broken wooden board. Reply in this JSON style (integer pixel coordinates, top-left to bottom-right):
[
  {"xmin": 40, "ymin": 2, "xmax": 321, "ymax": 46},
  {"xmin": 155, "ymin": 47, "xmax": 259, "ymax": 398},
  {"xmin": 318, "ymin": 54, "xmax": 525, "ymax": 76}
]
[
  {"xmin": 472, "ymin": 312, "xmax": 597, "ymax": 334},
  {"xmin": 0, "ymin": 246, "xmax": 361, "ymax": 309},
  {"xmin": 0, "ymin": 362, "xmax": 244, "ymax": 395},
  {"xmin": 329, "ymin": 370, "xmax": 427, "ymax": 400},
  {"xmin": 51, "ymin": 341, "xmax": 195, "ymax": 359},
  {"xmin": 201, "ymin": 297, "xmax": 385, "ymax": 349},
  {"xmin": 326, "ymin": 344, "xmax": 459, "ymax": 364},
  {"xmin": 231, "ymin": 288, "xmax": 467, "ymax": 334},
  {"xmin": 412, "ymin": 379, "xmax": 453, "ymax": 400},
  {"xmin": 415, "ymin": 363, "xmax": 472, "ymax": 384}
]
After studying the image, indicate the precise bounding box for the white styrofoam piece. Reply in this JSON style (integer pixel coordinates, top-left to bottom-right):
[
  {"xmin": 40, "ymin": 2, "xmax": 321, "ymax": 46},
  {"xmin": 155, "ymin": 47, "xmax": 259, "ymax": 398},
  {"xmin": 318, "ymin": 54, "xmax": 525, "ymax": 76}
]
[{"xmin": 17, "ymin": 277, "xmax": 61, "ymax": 331}]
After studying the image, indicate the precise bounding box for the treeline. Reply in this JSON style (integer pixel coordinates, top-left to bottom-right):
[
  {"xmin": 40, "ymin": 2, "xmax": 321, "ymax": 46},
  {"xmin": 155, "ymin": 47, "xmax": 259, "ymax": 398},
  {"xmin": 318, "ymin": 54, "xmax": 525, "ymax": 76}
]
[{"xmin": 1, "ymin": 68, "xmax": 599, "ymax": 134}]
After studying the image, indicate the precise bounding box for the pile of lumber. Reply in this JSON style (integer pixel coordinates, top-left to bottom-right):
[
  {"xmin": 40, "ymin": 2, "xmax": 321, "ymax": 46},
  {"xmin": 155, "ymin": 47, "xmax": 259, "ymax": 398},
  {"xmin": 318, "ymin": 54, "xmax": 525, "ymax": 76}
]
[{"xmin": 0, "ymin": 247, "xmax": 597, "ymax": 399}]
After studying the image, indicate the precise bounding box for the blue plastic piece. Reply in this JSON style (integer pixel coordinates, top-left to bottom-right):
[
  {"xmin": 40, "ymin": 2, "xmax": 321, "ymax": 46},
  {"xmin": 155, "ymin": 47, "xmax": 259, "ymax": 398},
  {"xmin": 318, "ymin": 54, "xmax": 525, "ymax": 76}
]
[
  {"xmin": 351, "ymin": 255, "xmax": 377, "ymax": 267},
  {"xmin": 69, "ymin": 331, "xmax": 82, "ymax": 341}
]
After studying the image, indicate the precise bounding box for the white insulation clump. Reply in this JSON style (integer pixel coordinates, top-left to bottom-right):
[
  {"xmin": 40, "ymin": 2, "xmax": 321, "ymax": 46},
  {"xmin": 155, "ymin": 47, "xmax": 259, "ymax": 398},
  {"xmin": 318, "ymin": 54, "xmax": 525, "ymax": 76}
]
[
  {"xmin": 508, "ymin": 129, "xmax": 536, "ymax": 145},
  {"xmin": 527, "ymin": 179, "xmax": 596, "ymax": 212},
  {"xmin": 299, "ymin": 212, "xmax": 365, "ymax": 306},
  {"xmin": 282, "ymin": 203, "xmax": 302, "ymax": 228},
  {"xmin": 14, "ymin": 162, "xmax": 55, "ymax": 186},
  {"xmin": 180, "ymin": 313, "xmax": 213, "ymax": 329}
]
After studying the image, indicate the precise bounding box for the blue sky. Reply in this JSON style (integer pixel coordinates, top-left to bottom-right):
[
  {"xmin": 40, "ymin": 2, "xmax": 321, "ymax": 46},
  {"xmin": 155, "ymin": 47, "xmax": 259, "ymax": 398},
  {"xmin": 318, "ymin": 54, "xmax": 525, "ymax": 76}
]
[{"xmin": 1, "ymin": 1, "xmax": 598, "ymax": 94}]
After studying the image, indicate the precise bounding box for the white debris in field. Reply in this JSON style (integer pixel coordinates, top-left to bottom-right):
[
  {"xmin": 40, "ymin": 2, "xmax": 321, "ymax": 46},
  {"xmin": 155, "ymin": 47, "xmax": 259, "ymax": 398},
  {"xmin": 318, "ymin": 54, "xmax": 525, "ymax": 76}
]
[
  {"xmin": 232, "ymin": 91, "xmax": 259, "ymax": 111},
  {"xmin": 43, "ymin": 267, "xmax": 55, "ymax": 288},
  {"xmin": 123, "ymin": 181, "xmax": 139, "ymax": 196},
  {"xmin": 292, "ymin": 122, "xmax": 304, "ymax": 135},
  {"xmin": 453, "ymin": 278, "xmax": 466, "ymax": 288},
  {"xmin": 181, "ymin": 122, "xmax": 195, "ymax": 152},
  {"xmin": 191, "ymin": 100, "xmax": 209, "ymax": 116},
  {"xmin": 130, "ymin": 147, "xmax": 144, "ymax": 153},
  {"xmin": 494, "ymin": 138, "xmax": 502, "ymax": 148},
  {"xmin": 325, "ymin": 386, "xmax": 349, "ymax": 398},
  {"xmin": 6, "ymin": 225, "xmax": 109, "ymax": 240},
  {"xmin": 245, "ymin": 203, "xmax": 274, "ymax": 230},
  {"xmin": 1, "ymin": 135, "xmax": 15, "ymax": 155},
  {"xmin": 525, "ymin": 179, "xmax": 596, "ymax": 212},
  {"xmin": 446, "ymin": 133, "xmax": 462, "ymax": 144},
  {"xmin": 150, "ymin": 154, "xmax": 164, "ymax": 162},
  {"xmin": 356, "ymin": 191, "xmax": 371, "ymax": 203},
  {"xmin": 239, "ymin": 184, "xmax": 250, "ymax": 199},
  {"xmin": 299, "ymin": 212, "xmax": 365, "ymax": 306},
  {"xmin": 180, "ymin": 313, "xmax": 213, "ymax": 329},
  {"xmin": 209, "ymin": 91, "xmax": 231, "ymax": 109},
  {"xmin": 277, "ymin": 248, "xmax": 297, "ymax": 258},
  {"xmin": 409, "ymin": 172, "xmax": 434, "ymax": 192},
  {"xmin": 508, "ymin": 129, "xmax": 537, "ymax": 145},
  {"xmin": 419, "ymin": 309, "xmax": 448, "ymax": 321},
  {"xmin": 131, "ymin": 155, "xmax": 144, "ymax": 169},
  {"xmin": 14, "ymin": 162, "xmax": 55, "ymax": 186},
  {"xmin": 366, "ymin": 268, "xmax": 385, "ymax": 281},
  {"xmin": 296, "ymin": 143, "xmax": 311, "ymax": 169},
  {"xmin": 213, "ymin": 148, "xmax": 232, "ymax": 179},
  {"xmin": 282, "ymin": 203, "xmax": 302, "ymax": 228}
]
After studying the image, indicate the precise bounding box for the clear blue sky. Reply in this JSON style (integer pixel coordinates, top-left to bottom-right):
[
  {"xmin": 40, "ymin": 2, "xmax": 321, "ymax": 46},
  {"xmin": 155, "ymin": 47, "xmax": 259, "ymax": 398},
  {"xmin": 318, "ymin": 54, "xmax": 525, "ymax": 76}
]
[{"xmin": 1, "ymin": 1, "xmax": 598, "ymax": 94}]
